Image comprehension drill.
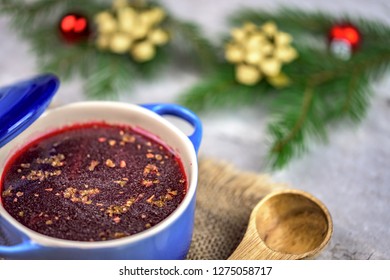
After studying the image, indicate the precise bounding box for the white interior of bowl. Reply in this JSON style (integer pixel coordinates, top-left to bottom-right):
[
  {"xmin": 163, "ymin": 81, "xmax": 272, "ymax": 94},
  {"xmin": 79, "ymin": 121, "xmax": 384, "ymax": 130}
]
[{"xmin": 0, "ymin": 102, "xmax": 198, "ymax": 248}]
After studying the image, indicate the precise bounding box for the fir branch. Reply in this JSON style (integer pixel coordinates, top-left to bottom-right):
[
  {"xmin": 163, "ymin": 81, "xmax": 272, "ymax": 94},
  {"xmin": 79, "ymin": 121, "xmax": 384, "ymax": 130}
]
[
  {"xmin": 84, "ymin": 52, "xmax": 136, "ymax": 99},
  {"xmin": 266, "ymin": 44, "xmax": 390, "ymax": 168},
  {"xmin": 0, "ymin": 0, "xmax": 65, "ymax": 30},
  {"xmin": 179, "ymin": 64, "xmax": 271, "ymax": 112},
  {"xmin": 267, "ymin": 82, "xmax": 328, "ymax": 169},
  {"xmin": 266, "ymin": 50, "xmax": 357, "ymax": 168},
  {"xmin": 182, "ymin": 9, "xmax": 390, "ymax": 169},
  {"xmin": 271, "ymin": 86, "xmax": 314, "ymax": 153},
  {"xmin": 1, "ymin": 0, "xmax": 216, "ymax": 100},
  {"xmin": 342, "ymin": 73, "xmax": 371, "ymax": 121},
  {"xmin": 42, "ymin": 44, "xmax": 94, "ymax": 80},
  {"xmin": 167, "ymin": 18, "xmax": 218, "ymax": 72},
  {"xmin": 135, "ymin": 46, "xmax": 170, "ymax": 79}
]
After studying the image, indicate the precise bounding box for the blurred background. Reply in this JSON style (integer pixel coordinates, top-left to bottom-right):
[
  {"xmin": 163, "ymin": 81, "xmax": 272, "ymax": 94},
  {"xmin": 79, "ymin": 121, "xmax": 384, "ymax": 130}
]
[{"xmin": 1, "ymin": 0, "xmax": 390, "ymax": 259}]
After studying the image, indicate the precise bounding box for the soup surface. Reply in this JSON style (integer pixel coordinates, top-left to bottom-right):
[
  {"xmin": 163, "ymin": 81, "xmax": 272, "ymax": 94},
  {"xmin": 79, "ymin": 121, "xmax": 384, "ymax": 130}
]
[{"xmin": 1, "ymin": 123, "xmax": 187, "ymax": 241}]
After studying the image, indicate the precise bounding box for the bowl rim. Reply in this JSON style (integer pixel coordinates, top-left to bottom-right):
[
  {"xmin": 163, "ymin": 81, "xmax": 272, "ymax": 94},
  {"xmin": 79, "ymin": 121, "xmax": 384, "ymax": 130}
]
[{"xmin": 0, "ymin": 101, "xmax": 199, "ymax": 249}]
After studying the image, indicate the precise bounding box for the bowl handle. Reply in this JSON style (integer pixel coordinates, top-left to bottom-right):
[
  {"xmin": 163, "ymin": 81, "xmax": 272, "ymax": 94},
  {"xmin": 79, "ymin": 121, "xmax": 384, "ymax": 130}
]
[
  {"xmin": 141, "ymin": 103, "xmax": 203, "ymax": 153},
  {"xmin": 0, "ymin": 238, "xmax": 39, "ymax": 258},
  {"xmin": 0, "ymin": 218, "xmax": 39, "ymax": 258}
]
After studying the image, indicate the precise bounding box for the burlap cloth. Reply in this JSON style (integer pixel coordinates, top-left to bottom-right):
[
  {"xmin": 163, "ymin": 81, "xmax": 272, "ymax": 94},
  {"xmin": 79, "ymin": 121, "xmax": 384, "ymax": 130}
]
[
  {"xmin": 187, "ymin": 158, "xmax": 285, "ymax": 259},
  {"xmin": 0, "ymin": 158, "xmax": 285, "ymax": 259}
]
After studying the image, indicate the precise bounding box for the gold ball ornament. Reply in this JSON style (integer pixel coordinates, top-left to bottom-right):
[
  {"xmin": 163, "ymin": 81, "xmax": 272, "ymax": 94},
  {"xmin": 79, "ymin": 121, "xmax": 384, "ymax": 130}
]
[
  {"xmin": 262, "ymin": 21, "xmax": 277, "ymax": 36},
  {"xmin": 113, "ymin": 0, "xmax": 129, "ymax": 10},
  {"xmin": 245, "ymin": 33, "xmax": 266, "ymax": 51},
  {"xmin": 139, "ymin": 10, "xmax": 164, "ymax": 28},
  {"xmin": 245, "ymin": 50, "xmax": 263, "ymax": 64},
  {"xmin": 260, "ymin": 43, "xmax": 273, "ymax": 55},
  {"xmin": 94, "ymin": 2, "xmax": 169, "ymax": 63},
  {"xmin": 242, "ymin": 22, "xmax": 257, "ymax": 33},
  {"xmin": 231, "ymin": 28, "xmax": 247, "ymax": 42},
  {"xmin": 131, "ymin": 41, "xmax": 156, "ymax": 62},
  {"xmin": 274, "ymin": 46, "xmax": 298, "ymax": 63},
  {"xmin": 226, "ymin": 21, "xmax": 297, "ymax": 86},
  {"xmin": 96, "ymin": 34, "xmax": 111, "ymax": 49},
  {"xmin": 148, "ymin": 28, "xmax": 169, "ymax": 45},
  {"xmin": 236, "ymin": 64, "xmax": 262, "ymax": 85},
  {"xmin": 275, "ymin": 32, "xmax": 293, "ymax": 45},
  {"xmin": 267, "ymin": 72, "xmax": 291, "ymax": 88},
  {"xmin": 138, "ymin": 11, "xmax": 154, "ymax": 28},
  {"xmin": 148, "ymin": 7, "xmax": 166, "ymax": 25},
  {"xmin": 117, "ymin": 7, "xmax": 137, "ymax": 33},
  {"xmin": 95, "ymin": 12, "xmax": 117, "ymax": 34},
  {"xmin": 95, "ymin": 11, "xmax": 112, "ymax": 23},
  {"xmin": 131, "ymin": 23, "xmax": 149, "ymax": 39},
  {"xmin": 260, "ymin": 58, "xmax": 281, "ymax": 77},
  {"xmin": 225, "ymin": 44, "xmax": 245, "ymax": 63},
  {"xmin": 109, "ymin": 33, "xmax": 132, "ymax": 54}
]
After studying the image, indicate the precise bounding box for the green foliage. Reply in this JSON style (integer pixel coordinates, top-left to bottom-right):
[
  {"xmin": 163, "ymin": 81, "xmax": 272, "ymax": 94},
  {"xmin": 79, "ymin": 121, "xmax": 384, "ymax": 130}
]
[
  {"xmin": 0, "ymin": 0, "xmax": 216, "ymax": 99},
  {"xmin": 179, "ymin": 63, "xmax": 272, "ymax": 112},
  {"xmin": 179, "ymin": 8, "xmax": 390, "ymax": 169},
  {"xmin": 166, "ymin": 18, "xmax": 218, "ymax": 72}
]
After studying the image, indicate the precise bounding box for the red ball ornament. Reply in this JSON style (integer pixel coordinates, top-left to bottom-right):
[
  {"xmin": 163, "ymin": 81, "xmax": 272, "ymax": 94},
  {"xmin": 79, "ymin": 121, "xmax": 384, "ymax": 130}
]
[
  {"xmin": 328, "ymin": 23, "xmax": 362, "ymax": 60},
  {"xmin": 59, "ymin": 13, "xmax": 90, "ymax": 43}
]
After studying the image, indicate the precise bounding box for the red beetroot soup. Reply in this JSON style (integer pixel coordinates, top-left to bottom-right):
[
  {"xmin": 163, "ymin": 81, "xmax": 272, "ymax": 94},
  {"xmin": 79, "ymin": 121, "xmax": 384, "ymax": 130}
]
[{"xmin": 0, "ymin": 123, "xmax": 187, "ymax": 242}]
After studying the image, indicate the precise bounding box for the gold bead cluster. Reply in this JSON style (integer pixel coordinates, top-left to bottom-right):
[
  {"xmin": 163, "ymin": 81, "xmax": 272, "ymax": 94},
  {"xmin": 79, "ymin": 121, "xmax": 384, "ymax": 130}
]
[
  {"xmin": 95, "ymin": 0, "xmax": 169, "ymax": 62},
  {"xmin": 225, "ymin": 21, "xmax": 298, "ymax": 86}
]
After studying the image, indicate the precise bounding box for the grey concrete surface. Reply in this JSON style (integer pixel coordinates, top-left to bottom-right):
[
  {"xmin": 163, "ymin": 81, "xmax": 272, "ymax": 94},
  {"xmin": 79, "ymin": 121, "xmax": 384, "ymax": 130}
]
[{"xmin": 1, "ymin": 0, "xmax": 389, "ymax": 259}]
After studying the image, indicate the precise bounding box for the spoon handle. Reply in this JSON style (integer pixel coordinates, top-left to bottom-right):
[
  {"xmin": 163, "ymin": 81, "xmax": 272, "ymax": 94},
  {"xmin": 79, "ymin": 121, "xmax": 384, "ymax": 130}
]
[
  {"xmin": 228, "ymin": 231, "xmax": 265, "ymax": 260},
  {"xmin": 228, "ymin": 227, "xmax": 287, "ymax": 260}
]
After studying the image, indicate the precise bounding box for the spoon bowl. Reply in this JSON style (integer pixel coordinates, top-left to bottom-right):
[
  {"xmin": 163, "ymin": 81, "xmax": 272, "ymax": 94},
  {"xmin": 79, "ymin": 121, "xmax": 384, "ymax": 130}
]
[{"xmin": 229, "ymin": 189, "xmax": 333, "ymax": 260}]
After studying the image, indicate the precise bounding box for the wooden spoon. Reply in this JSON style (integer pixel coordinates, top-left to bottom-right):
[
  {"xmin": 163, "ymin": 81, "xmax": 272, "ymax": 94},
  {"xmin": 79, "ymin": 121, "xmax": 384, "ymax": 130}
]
[{"xmin": 229, "ymin": 189, "xmax": 333, "ymax": 260}]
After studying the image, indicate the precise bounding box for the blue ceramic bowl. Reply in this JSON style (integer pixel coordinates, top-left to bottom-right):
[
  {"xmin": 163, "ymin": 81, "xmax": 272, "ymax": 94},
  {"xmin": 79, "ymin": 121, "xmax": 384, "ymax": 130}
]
[{"xmin": 0, "ymin": 102, "xmax": 202, "ymax": 259}]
